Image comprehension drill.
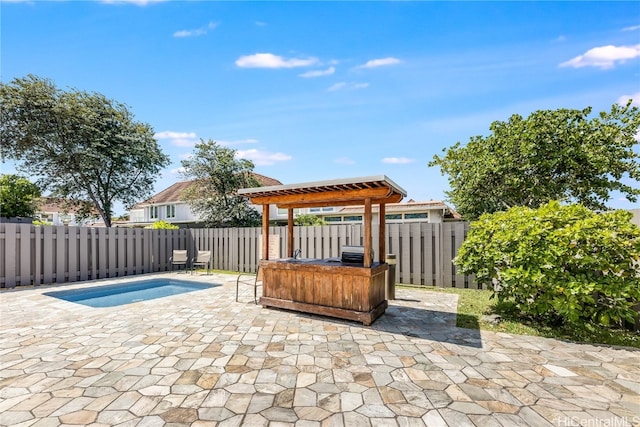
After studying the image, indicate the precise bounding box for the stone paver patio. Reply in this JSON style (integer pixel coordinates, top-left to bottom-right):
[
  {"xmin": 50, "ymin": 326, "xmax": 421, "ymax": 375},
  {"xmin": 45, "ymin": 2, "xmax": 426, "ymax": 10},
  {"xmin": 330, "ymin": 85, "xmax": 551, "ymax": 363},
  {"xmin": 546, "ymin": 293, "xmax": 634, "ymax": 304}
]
[{"xmin": 1, "ymin": 272, "xmax": 638, "ymax": 427}]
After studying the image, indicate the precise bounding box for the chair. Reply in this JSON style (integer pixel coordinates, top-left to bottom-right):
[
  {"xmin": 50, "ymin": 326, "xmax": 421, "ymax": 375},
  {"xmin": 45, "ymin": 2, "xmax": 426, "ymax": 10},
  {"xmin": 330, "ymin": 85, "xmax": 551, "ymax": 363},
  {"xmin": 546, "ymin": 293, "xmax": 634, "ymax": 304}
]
[
  {"xmin": 236, "ymin": 266, "xmax": 263, "ymax": 304},
  {"xmin": 191, "ymin": 250, "xmax": 212, "ymax": 275},
  {"xmin": 170, "ymin": 250, "xmax": 188, "ymax": 272}
]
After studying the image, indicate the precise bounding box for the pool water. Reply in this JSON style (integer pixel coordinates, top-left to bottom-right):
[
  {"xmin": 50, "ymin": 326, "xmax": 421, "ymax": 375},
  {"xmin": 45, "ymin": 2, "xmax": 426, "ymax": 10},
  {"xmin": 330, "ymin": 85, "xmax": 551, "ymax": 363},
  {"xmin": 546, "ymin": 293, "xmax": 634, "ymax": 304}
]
[{"xmin": 44, "ymin": 279, "xmax": 214, "ymax": 308}]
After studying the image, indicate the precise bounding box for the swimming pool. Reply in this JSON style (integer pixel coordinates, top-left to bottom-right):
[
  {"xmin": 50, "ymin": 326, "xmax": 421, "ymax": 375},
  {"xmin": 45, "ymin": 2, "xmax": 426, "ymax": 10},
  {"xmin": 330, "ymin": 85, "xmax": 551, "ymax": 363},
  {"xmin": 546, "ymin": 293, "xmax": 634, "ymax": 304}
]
[{"xmin": 44, "ymin": 279, "xmax": 215, "ymax": 308}]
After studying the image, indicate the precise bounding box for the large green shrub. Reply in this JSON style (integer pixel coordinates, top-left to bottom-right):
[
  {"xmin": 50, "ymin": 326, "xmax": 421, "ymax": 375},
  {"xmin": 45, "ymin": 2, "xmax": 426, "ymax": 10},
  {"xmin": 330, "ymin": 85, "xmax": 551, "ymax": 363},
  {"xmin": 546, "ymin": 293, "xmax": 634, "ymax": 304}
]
[{"xmin": 455, "ymin": 201, "xmax": 640, "ymax": 327}]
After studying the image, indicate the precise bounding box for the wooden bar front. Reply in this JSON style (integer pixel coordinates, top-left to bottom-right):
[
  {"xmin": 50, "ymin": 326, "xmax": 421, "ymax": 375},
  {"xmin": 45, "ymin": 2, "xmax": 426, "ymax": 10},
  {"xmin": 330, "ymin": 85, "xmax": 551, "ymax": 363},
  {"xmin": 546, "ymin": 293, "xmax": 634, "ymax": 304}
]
[{"xmin": 260, "ymin": 259, "xmax": 388, "ymax": 326}]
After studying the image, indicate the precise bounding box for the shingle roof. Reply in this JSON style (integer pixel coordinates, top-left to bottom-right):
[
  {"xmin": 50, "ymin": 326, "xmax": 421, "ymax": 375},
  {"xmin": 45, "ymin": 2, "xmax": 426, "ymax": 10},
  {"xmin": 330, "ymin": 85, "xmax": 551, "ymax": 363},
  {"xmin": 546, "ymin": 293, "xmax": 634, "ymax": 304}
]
[
  {"xmin": 38, "ymin": 197, "xmax": 99, "ymax": 215},
  {"xmin": 132, "ymin": 173, "xmax": 282, "ymax": 208}
]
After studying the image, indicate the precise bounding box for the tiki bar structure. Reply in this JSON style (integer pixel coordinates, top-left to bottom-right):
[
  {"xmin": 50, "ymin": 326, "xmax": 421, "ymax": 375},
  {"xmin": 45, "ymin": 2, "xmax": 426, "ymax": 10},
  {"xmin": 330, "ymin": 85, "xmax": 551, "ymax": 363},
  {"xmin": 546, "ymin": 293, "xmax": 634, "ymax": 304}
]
[{"xmin": 238, "ymin": 175, "xmax": 407, "ymax": 325}]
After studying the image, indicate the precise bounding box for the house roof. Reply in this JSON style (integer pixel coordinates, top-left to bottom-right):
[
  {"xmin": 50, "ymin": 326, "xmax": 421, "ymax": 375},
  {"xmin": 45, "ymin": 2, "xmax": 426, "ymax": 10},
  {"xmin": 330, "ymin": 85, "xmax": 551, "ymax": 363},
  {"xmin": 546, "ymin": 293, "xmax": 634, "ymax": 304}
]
[
  {"xmin": 238, "ymin": 175, "xmax": 406, "ymax": 209},
  {"xmin": 38, "ymin": 197, "xmax": 98, "ymax": 215},
  {"xmin": 132, "ymin": 173, "xmax": 282, "ymax": 208}
]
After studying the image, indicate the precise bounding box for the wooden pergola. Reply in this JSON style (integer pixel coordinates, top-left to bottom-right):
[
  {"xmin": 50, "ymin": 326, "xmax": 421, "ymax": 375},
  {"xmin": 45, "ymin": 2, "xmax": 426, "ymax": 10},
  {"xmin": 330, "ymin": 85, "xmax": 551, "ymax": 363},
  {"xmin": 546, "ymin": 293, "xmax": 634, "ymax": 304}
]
[
  {"xmin": 238, "ymin": 175, "xmax": 406, "ymax": 266},
  {"xmin": 239, "ymin": 175, "xmax": 406, "ymax": 325}
]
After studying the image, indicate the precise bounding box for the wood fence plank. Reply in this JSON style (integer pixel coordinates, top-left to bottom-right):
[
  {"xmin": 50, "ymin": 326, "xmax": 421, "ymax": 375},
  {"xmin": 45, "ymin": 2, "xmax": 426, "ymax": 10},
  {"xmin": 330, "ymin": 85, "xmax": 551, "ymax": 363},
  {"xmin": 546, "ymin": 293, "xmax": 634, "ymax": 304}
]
[
  {"xmin": 55, "ymin": 226, "xmax": 66, "ymax": 283},
  {"xmin": 107, "ymin": 228, "xmax": 117, "ymax": 278},
  {"xmin": 19, "ymin": 224, "xmax": 31, "ymax": 286},
  {"xmin": 400, "ymin": 223, "xmax": 411, "ymax": 283},
  {"xmin": 322, "ymin": 226, "xmax": 331, "ymax": 259},
  {"xmin": 422, "ymin": 224, "xmax": 434, "ymax": 286},
  {"xmin": 68, "ymin": 227, "xmax": 78, "ymax": 282},
  {"xmin": 118, "ymin": 228, "xmax": 126, "ymax": 277},
  {"xmin": 389, "ymin": 223, "xmax": 400, "ymax": 283},
  {"xmin": 79, "ymin": 228, "xmax": 88, "ymax": 281},
  {"xmin": 90, "ymin": 228, "xmax": 98, "ymax": 279},
  {"xmin": 411, "ymin": 223, "xmax": 421, "ymax": 285},
  {"xmin": 4, "ymin": 224, "xmax": 16, "ymax": 288},
  {"xmin": 97, "ymin": 228, "xmax": 107, "ymax": 279},
  {"xmin": 33, "ymin": 226, "xmax": 42, "ymax": 285},
  {"xmin": 441, "ymin": 223, "xmax": 453, "ymax": 287}
]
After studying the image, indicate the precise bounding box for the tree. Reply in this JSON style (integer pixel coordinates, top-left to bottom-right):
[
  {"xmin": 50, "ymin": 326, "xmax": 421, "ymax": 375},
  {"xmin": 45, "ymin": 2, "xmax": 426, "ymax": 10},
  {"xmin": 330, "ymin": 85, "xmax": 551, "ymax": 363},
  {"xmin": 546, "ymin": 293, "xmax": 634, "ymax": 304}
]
[
  {"xmin": 0, "ymin": 174, "xmax": 41, "ymax": 218},
  {"xmin": 429, "ymin": 103, "xmax": 640, "ymax": 219},
  {"xmin": 455, "ymin": 201, "xmax": 640, "ymax": 328},
  {"xmin": 295, "ymin": 214, "xmax": 327, "ymax": 226},
  {"xmin": 180, "ymin": 139, "xmax": 262, "ymax": 227},
  {"xmin": 0, "ymin": 75, "xmax": 170, "ymax": 227}
]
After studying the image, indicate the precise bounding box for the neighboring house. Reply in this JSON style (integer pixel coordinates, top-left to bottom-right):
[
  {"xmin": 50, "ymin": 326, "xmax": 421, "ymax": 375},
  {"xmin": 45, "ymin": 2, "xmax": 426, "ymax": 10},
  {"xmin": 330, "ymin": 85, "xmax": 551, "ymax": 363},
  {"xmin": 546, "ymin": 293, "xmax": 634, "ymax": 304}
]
[
  {"xmin": 271, "ymin": 199, "xmax": 461, "ymax": 225},
  {"xmin": 35, "ymin": 197, "xmax": 103, "ymax": 226},
  {"xmin": 128, "ymin": 173, "xmax": 283, "ymax": 228}
]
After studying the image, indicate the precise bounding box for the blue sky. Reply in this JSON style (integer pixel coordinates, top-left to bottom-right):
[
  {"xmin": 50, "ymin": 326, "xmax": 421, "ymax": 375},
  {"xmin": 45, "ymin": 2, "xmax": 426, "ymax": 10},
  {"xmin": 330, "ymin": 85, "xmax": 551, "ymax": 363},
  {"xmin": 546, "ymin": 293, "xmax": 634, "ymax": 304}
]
[{"xmin": 2, "ymin": 0, "xmax": 639, "ymax": 214}]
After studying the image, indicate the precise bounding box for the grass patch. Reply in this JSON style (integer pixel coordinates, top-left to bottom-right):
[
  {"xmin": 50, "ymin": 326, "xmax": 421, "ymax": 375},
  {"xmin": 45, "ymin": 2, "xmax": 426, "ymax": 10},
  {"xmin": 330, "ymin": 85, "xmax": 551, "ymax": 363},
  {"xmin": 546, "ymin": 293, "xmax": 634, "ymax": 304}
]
[{"xmin": 398, "ymin": 284, "xmax": 640, "ymax": 349}]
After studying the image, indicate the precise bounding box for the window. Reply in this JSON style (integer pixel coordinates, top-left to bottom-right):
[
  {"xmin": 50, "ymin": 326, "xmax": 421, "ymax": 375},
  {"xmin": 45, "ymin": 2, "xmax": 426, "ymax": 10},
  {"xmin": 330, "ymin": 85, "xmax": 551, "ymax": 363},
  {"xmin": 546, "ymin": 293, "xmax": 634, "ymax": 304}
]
[
  {"xmin": 150, "ymin": 206, "xmax": 159, "ymax": 219},
  {"xmin": 343, "ymin": 215, "xmax": 363, "ymax": 222},
  {"xmin": 309, "ymin": 208, "xmax": 321, "ymax": 213},
  {"xmin": 404, "ymin": 212, "xmax": 428, "ymax": 220},
  {"xmin": 166, "ymin": 205, "xmax": 176, "ymax": 218},
  {"xmin": 325, "ymin": 216, "xmax": 341, "ymax": 222},
  {"xmin": 322, "ymin": 207, "xmax": 334, "ymax": 212},
  {"xmin": 278, "ymin": 208, "xmax": 301, "ymax": 215},
  {"xmin": 385, "ymin": 214, "xmax": 402, "ymax": 220}
]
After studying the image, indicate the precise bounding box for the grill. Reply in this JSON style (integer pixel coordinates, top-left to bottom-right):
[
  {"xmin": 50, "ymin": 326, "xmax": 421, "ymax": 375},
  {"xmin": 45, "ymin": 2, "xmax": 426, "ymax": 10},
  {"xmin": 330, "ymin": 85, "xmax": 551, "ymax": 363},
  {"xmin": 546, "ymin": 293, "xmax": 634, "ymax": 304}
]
[{"xmin": 341, "ymin": 245, "xmax": 372, "ymax": 265}]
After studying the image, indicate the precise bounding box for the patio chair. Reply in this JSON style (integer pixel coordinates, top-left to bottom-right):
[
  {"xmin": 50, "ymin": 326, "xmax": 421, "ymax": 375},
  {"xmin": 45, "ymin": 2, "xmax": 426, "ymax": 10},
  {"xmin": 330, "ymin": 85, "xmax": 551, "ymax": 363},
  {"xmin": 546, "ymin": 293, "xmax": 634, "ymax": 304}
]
[
  {"xmin": 170, "ymin": 250, "xmax": 189, "ymax": 272},
  {"xmin": 191, "ymin": 250, "xmax": 212, "ymax": 275},
  {"xmin": 236, "ymin": 266, "xmax": 263, "ymax": 304}
]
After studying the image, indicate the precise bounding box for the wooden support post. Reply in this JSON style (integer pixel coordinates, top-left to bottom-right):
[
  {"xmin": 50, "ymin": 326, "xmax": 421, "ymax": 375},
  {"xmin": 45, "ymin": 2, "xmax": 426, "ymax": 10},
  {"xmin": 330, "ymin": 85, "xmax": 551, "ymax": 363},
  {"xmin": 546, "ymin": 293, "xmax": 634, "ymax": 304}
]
[
  {"xmin": 379, "ymin": 203, "xmax": 386, "ymax": 264},
  {"xmin": 364, "ymin": 198, "xmax": 372, "ymax": 268},
  {"xmin": 288, "ymin": 208, "xmax": 294, "ymax": 258},
  {"xmin": 262, "ymin": 204, "xmax": 269, "ymax": 260}
]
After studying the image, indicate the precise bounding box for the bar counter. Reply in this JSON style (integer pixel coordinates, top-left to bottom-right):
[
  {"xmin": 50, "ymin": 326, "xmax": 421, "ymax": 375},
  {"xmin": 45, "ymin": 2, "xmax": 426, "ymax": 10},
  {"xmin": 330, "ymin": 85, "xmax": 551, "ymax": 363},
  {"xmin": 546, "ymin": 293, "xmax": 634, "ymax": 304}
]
[{"xmin": 259, "ymin": 258, "xmax": 388, "ymax": 326}]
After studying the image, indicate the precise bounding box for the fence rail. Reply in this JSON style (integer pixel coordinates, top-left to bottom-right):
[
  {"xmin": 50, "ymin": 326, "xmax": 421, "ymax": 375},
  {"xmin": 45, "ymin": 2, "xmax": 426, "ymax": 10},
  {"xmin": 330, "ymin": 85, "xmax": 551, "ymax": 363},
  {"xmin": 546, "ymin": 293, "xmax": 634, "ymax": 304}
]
[{"xmin": 0, "ymin": 222, "xmax": 477, "ymax": 289}]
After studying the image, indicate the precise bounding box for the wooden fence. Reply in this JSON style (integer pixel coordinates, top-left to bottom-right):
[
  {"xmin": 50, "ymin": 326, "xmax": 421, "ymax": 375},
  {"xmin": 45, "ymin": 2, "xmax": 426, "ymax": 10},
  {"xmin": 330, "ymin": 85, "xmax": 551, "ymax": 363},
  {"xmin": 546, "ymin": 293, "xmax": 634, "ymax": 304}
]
[{"xmin": 0, "ymin": 222, "xmax": 477, "ymax": 289}]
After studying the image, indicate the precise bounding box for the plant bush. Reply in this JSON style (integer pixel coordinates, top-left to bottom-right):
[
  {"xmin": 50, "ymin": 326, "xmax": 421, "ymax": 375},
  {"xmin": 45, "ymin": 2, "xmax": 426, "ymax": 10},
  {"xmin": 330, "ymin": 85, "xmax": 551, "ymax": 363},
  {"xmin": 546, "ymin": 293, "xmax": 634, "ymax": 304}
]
[
  {"xmin": 294, "ymin": 214, "xmax": 327, "ymax": 226},
  {"xmin": 455, "ymin": 201, "xmax": 640, "ymax": 327},
  {"xmin": 147, "ymin": 220, "xmax": 179, "ymax": 230}
]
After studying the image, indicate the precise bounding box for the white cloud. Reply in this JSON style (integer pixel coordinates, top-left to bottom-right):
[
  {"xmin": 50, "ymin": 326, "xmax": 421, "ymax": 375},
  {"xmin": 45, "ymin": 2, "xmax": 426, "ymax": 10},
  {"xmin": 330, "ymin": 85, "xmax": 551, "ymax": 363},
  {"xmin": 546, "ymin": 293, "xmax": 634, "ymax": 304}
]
[
  {"xmin": 154, "ymin": 130, "xmax": 198, "ymax": 147},
  {"xmin": 299, "ymin": 67, "xmax": 335, "ymax": 78},
  {"xmin": 622, "ymin": 25, "xmax": 640, "ymax": 32},
  {"xmin": 235, "ymin": 53, "xmax": 318, "ymax": 69},
  {"xmin": 560, "ymin": 44, "xmax": 640, "ymax": 69},
  {"xmin": 617, "ymin": 92, "xmax": 640, "ymax": 107},
  {"xmin": 382, "ymin": 157, "xmax": 414, "ymax": 164},
  {"xmin": 334, "ymin": 157, "xmax": 355, "ymax": 165},
  {"xmin": 357, "ymin": 57, "xmax": 401, "ymax": 69},
  {"xmin": 236, "ymin": 149, "xmax": 292, "ymax": 166},
  {"xmin": 173, "ymin": 21, "xmax": 217, "ymax": 38},
  {"xmin": 155, "ymin": 131, "xmax": 196, "ymax": 139},
  {"xmin": 327, "ymin": 82, "xmax": 369, "ymax": 92}
]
